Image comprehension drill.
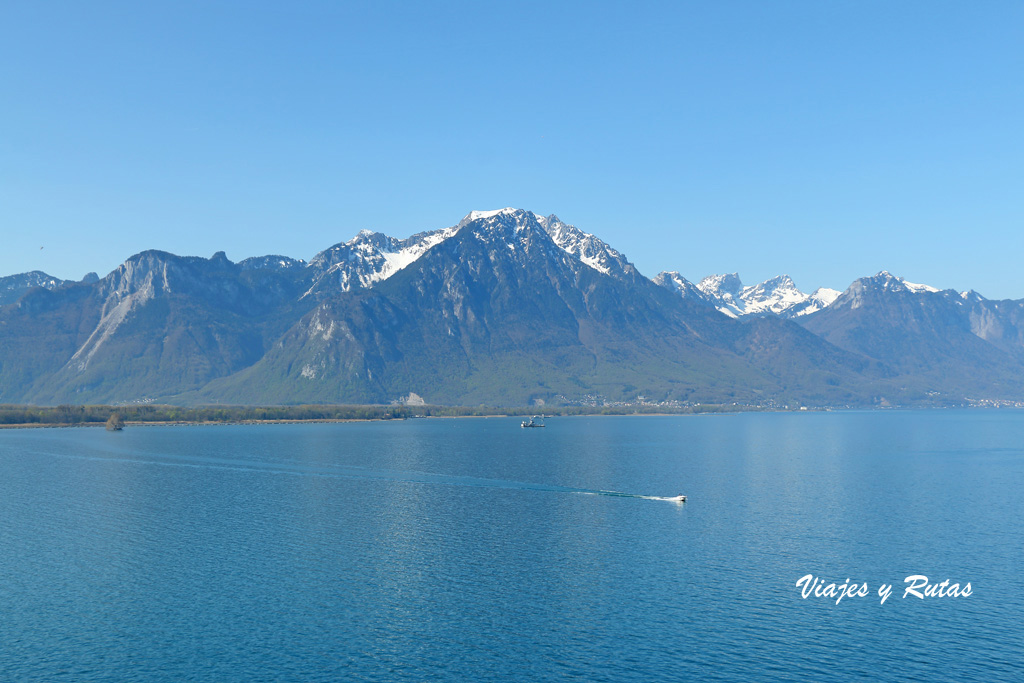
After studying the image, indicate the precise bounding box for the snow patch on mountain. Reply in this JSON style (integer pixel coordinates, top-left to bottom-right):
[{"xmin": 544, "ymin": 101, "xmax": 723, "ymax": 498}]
[
  {"xmin": 902, "ymin": 280, "xmax": 939, "ymax": 293},
  {"xmin": 376, "ymin": 229, "xmax": 456, "ymax": 280},
  {"xmin": 303, "ymin": 209, "xmax": 643, "ymax": 296},
  {"xmin": 696, "ymin": 273, "xmax": 745, "ymax": 317},
  {"xmin": 0, "ymin": 271, "xmax": 68, "ymax": 306},
  {"xmin": 832, "ymin": 271, "xmax": 945, "ymax": 311},
  {"xmin": 811, "ymin": 287, "xmax": 841, "ymax": 306},
  {"xmin": 740, "ymin": 275, "xmax": 806, "ymax": 316},
  {"xmin": 457, "ymin": 208, "xmax": 521, "ymax": 226},
  {"xmin": 239, "ymin": 255, "xmax": 306, "ymax": 271},
  {"xmin": 535, "ymin": 214, "xmax": 636, "ymax": 278},
  {"xmin": 688, "ymin": 273, "xmax": 839, "ymax": 318},
  {"xmin": 454, "ymin": 208, "xmax": 640, "ymax": 281},
  {"xmin": 653, "ymin": 271, "xmax": 706, "ymax": 301},
  {"xmin": 868, "ymin": 271, "xmax": 940, "ymax": 294},
  {"xmin": 874, "ymin": 271, "xmax": 941, "ymax": 294},
  {"xmin": 306, "ymin": 226, "xmax": 457, "ymax": 296}
]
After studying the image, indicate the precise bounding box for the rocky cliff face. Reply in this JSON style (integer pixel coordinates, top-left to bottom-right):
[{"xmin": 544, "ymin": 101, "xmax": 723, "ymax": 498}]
[
  {"xmin": 799, "ymin": 272, "xmax": 1024, "ymax": 399},
  {"xmin": 3, "ymin": 211, "xmax": 1024, "ymax": 406},
  {"xmin": 199, "ymin": 208, "xmax": 783, "ymax": 406}
]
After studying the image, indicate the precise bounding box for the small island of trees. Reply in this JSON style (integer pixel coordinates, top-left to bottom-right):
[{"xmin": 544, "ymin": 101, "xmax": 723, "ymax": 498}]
[{"xmin": 105, "ymin": 412, "xmax": 125, "ymax": 431}]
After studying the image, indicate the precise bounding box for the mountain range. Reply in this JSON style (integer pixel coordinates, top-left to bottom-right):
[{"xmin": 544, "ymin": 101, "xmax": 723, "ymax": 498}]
[{"xmin": 2, "ymin": 208, "xmax": 1022, "ymax": 407}]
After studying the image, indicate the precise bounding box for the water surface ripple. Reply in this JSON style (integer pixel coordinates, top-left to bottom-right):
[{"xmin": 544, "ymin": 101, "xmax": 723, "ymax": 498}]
[{"xmin": 1, "ymin": 412, "xmax": 1021, "ymax": 681}]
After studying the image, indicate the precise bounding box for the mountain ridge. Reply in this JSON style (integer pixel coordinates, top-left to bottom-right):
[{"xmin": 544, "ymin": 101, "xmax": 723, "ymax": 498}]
[{"xmin": 2, "ymin": 209, "xmax": 1022, "ymax": 407}]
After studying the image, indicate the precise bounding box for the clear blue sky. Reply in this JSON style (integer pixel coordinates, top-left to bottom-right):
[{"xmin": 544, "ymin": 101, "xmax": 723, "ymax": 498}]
[{"xmin": 2, "ymin": 1, "xmax": 1022, "ymax": 297}]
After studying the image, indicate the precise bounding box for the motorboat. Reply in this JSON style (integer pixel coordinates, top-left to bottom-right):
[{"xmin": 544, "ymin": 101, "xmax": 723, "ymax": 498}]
[{"xmin": 521, "ymin": 416, "xmax": 545, "ymax": 428}]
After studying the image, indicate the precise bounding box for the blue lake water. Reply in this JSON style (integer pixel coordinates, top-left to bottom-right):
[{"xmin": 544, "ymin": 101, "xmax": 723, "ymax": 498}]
[{"xmin": 1, "ymin": 411, "xmax": 1022, "ymax": 681}]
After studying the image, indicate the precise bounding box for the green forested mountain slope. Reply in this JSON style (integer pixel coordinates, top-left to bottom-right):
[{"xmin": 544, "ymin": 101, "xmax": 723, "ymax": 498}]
[{"xmin": 2, "ymin": 211, "xmax": 1022, "ymax": 407}]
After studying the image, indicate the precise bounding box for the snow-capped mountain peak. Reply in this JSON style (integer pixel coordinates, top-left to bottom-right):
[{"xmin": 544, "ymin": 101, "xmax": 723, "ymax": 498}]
[
  {"xmin": 457, "ymin": 207, "xmax": 526, "ymax": 229},
  {"xmin": 698, "ymin": 273, "xmax": 744, "ymax": 298},
  {"xmin": 305, "ymin": 226, "xmax": 457, "ymax": 296},
  {"xmin": 868, "ymin": 271, "xmax": 940, "ymax": 294},
  {"xmin": 455, "ymin": 209, "xmax": 639, "ymax": 280},
  {"xmin": 740, "ymin": 275, "xmax": 806, "ymax": 316},
  {"xmin": 809, "ymin": 287, "xmax": 841, "ymax": 307},
  {"xmin": 830, "ymin": 271, "xmax": 945, "ymax": 311},
  {"xmin": 653, "ymin": 271, "xmax": 706, "ymax": 302},
  {"xmin": 695, "ymin": 273, "xmax": 745, "ymax": 317},
  {"xmin": 537, "ymin": 214, "xmax": 636, "ymax": 279},
  {"xmin": 306, "ymin": 208, "xmax": 574, "ymax": 299},
  {"xmin": 669, "ymin": 273, "xmax": 839, "ymax": 319},
  {"xmin": 902, "ymin": 280, "xmax": 939, "ymax": 294}
]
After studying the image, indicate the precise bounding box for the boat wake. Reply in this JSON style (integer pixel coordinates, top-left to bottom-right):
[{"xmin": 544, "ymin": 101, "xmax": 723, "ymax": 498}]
[
  {"xmin": 33, "ymin": 446, "xmax": 685, "ymax": 503},
  {"xmin": 576, "ymin": 491, "xmax": 687, "ymax": 503}
]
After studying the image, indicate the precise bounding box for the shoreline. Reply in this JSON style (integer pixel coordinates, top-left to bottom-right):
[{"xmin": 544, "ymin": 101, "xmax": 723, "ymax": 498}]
[
  {"xmin": 0, "ymin": 411, "xmax": 745, "ymax": 430},
  {"xmin": 0, "ymin": 418, "xmax": 386, "ymax": 430},
  {"xmin": 0, "ymin": 402, "xmax": 766, "ymax": 430},
  {"xmin": 2, "ymin": 405, "xmax": 1011, "ymax": 430}
]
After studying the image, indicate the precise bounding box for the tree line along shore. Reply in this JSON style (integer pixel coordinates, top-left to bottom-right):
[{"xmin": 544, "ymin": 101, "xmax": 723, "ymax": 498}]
[{"xmin": 0, "ymin": 403, "xmax": 750, "ymax": 428}]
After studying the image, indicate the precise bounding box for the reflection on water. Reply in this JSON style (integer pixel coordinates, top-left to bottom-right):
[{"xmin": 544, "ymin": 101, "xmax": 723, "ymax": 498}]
[{"xmin": 1, "ymin": 412, "xmax": 1022, "ymax": 681}]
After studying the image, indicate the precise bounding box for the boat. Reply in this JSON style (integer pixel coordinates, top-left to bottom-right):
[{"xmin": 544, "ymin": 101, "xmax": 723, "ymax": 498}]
[
  {"xmin": 668, "ymin": 494, "xmax": 687, "ymax": 502},
  {"xmin": 521, "ymin": 416, "xmax": 545, "ymax": 428}
]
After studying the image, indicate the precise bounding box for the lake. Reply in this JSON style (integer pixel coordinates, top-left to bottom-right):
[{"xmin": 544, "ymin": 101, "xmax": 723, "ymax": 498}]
[{"xmin": 1, "ymin": 411, "xmax": 1022, "ymax": 681}]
